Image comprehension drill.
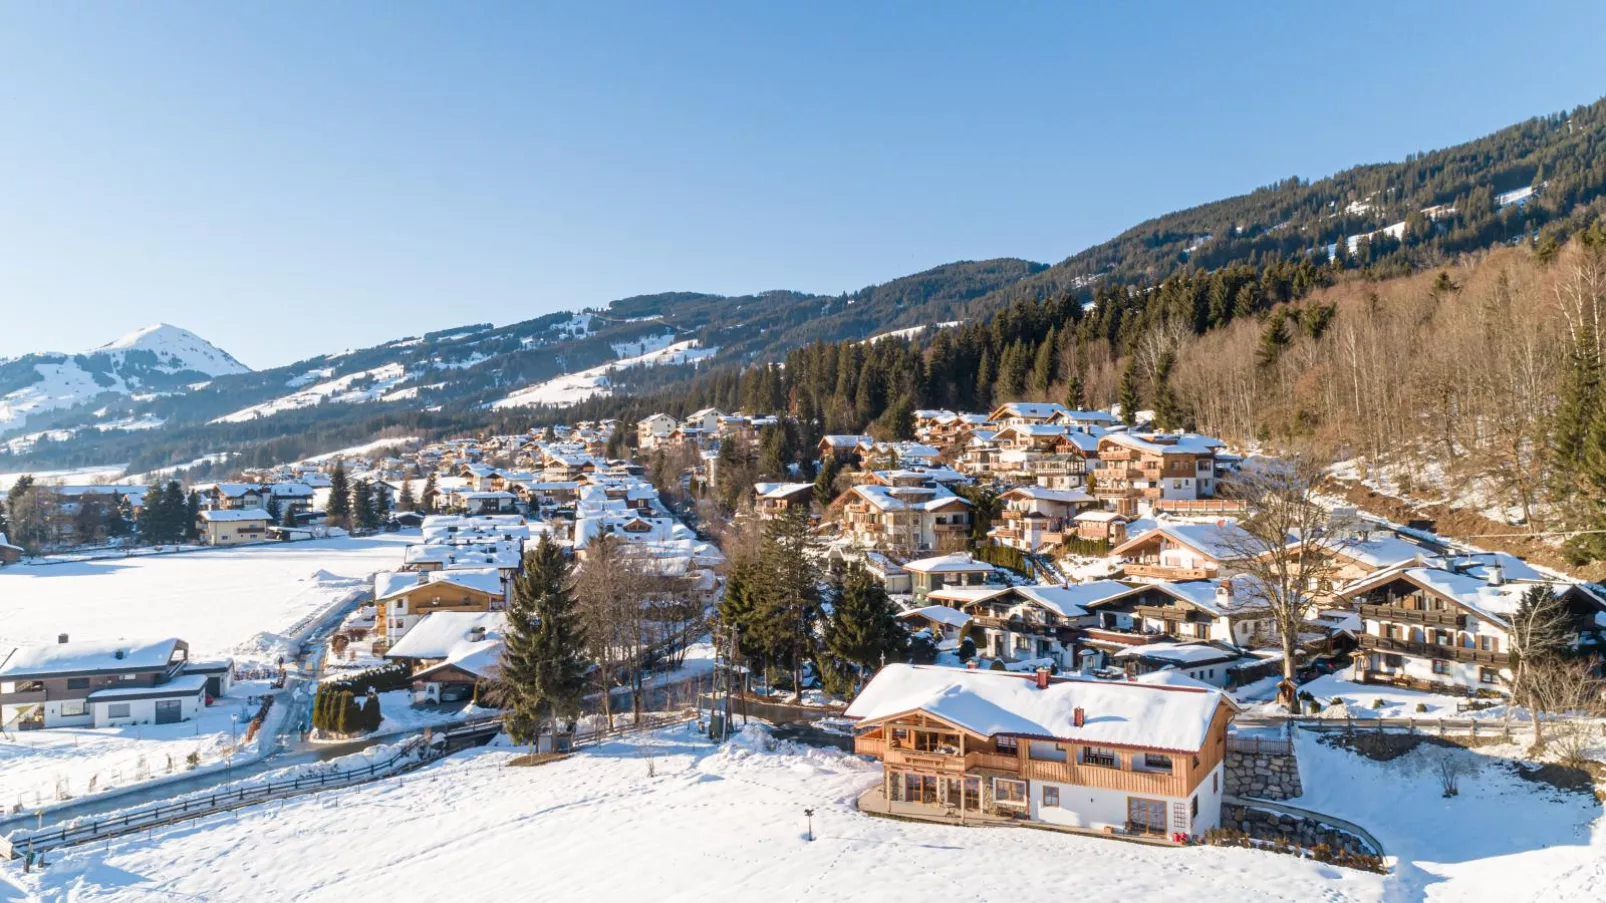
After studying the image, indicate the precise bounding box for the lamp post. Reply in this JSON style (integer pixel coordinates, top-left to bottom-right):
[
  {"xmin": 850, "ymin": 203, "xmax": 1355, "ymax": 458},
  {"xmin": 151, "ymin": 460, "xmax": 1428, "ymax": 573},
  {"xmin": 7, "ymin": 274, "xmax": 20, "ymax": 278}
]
[
  {"xmin": 229, "ymin": 713, "xmax": 239, "ymax": 776},
  {"xmin": 803, "ymin": 808, "xmax": 815, "ymax": 842}
]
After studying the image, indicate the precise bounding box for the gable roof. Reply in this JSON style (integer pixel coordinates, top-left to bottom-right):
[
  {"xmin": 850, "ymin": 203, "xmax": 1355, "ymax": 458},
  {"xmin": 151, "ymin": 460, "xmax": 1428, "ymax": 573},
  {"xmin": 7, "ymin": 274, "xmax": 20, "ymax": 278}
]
[
  {"xmin": 903, "ymin": 553, "xmax": 994, "ymax": 575},
  {"xmin": 845, "ymin": 663, "xmax": 1228, "ymax": 753},
  {"xmin": 0, "ymin": 637, "xmax": 183, "ymax": 680},
  {"xmin": 1113, "ymin": 521, "xmax": 1256, "ymax": 562}
]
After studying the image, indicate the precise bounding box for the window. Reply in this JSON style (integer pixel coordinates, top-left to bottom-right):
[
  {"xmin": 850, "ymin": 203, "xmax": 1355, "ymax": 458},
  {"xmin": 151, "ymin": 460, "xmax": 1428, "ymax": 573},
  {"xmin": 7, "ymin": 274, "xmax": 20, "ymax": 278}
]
[
  {"xmin": 1479, "ymin": 667, "xmax": 1500, "ymax": 685},
  {"xmin": 994, "ymin": 778, "xmax": 1027, "ymax": 806},
  {"xmin": 1080, "ymin": 746, "xmax": 1119, "ymax": 769},
  {"xmin": 1139, "ymin": 752, "xmax": 1173, "ymax": 774},
  {"xmin": 995, "ymin": 736, "xmax": 1018, "ymax": 755},
  {"xmin": 1042, "ymin": 785, "xmax": 1060, "ymax": 807},
  {"xmin": 1194, "ymin": 624, "xmax": 1209, "ymax": 639},
  {"xmin": 1213, "ymin": 772, "xmax": 1218, "ymax": 793},
  {"xmin": 1432, "ymin": 660, "xmax": 1451, "ymax": 675},
  {"xmin": 107, "ymin": 702, "xmax": 131, "ymax": 718},
  {"xmin": 1191, "ymin": 795, "xmax": 1199, "ymax": 817},
  {"xmin": 1384, "ymin": 654, "xmax": 1404, "ymax": 668},
  {"xmin": 60, "ymin": 700, "xmax": 88, "ymax": 717},
  {"xmin": 66, "ymin": 677, "xmax": 90, "ymax": 690},
  {"xmin": 1480, "ymin": 636, "xmax": 1498, "ymax": 653},
  {"xmin": 1029, "ymin": 741, "xmax": 1067, "ymax": 763}
]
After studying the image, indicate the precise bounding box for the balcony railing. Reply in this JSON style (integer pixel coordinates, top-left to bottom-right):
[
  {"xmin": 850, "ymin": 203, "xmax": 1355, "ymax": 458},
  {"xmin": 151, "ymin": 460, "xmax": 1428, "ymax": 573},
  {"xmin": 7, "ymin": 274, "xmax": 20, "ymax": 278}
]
[
  {"xmin": 1359, "ymin": 633, "xmax": 1505, "ymax": 665},
  {"xmin": 1358, "ymin": 604, "xmax": 1465, "ymax": 628},
  {"xmin": 0, "ymin": 690, "xmax": 46, "ymax": 705},
  {"xmin": 1122, "ymin": 563, "xmax": 1213, "ymax": 580}
]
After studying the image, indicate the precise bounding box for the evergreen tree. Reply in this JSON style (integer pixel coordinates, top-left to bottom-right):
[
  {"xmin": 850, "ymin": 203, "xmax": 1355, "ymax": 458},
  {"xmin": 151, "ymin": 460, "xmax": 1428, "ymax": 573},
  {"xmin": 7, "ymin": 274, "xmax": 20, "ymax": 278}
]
[
  {"xmin": 351, "ymin": 478, "xmax": 378, "ymax": 532},
  {"xmin": 1118, "ymin": 358, "xmax": 1141, "ymax": 426},
  {"xmin": 813, "ymin": 454, "xmax": 841, "ymax": 509},
  {"xmin": 183, "ymin": 489, "xmax": 201, "ymax": 542},
  {"xmin": 327, "ymin": 462, "xmax": 352, "ymax": 529},
  {"xmin": 1255, "ymin": 309, "xmax": 1291, "ymax": 369},
  {"xmin": 1029, "ymin": 329, "xmax": 1057, "ymax": 397},
  {"xmin": 1066, "ymin": 370, "xmax": 1085, "ymax": 411},
  {"xmin": 749, "ymin": 508, "xmax": 822, "ymax": 695},
  {"xmin": 397, "ymin": 479, "xmax": 416, "ymax": 512},
  {"xmin": 364, "ymin": 689, "xmax": 382, "ymax": 732},
  {"xmin": 819, "ymin": 564, "xmax": 907, "ymax": 695},
  {"xmin": 265, "ymin": 495, "xmax": 282, "ymax": 526},
  {"xmin": 136, "ymin": 480, "xmax": 163, "ymax": 541},
  {"xmin": 498, "ymin": 537, "xmax": 589, "ymax": 746},
  {"xmin": 421, "ymin": 471, "xmax": 439, "ymax": 514}
]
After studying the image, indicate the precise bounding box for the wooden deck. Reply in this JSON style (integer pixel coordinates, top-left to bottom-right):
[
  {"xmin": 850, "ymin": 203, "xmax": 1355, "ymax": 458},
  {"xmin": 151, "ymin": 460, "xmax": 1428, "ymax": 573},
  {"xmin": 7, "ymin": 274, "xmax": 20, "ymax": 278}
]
[{"xmin": 854, "ymin": 786, "xmax": 1180, "ymax": 846}]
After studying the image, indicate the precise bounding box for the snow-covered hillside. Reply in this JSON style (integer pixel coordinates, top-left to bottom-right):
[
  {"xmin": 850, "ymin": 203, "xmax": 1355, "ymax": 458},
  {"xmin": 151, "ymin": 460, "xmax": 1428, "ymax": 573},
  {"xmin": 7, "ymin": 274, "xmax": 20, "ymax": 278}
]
[
  {"xmin": 493, "ymin": 338, "xmax": 718, "ymax": 409},
  {"xmin": 0, "ymin": 324, "xmax": 248, "ymax": 432}
]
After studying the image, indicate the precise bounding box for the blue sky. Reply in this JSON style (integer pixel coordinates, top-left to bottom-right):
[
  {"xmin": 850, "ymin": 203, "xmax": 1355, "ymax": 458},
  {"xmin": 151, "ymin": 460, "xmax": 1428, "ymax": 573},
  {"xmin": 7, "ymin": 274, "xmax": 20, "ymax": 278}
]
[{"xmin": 4, "ymin": 2, "xmax": 1606, "ymax": 368}]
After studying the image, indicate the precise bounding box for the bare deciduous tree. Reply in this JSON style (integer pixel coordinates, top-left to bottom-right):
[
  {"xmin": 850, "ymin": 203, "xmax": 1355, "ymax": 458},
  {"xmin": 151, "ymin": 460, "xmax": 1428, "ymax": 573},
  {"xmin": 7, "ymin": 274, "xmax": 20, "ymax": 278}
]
[{"xmin": 1218, "ymin": 454, "xmax": 1357, "ymax": 713}]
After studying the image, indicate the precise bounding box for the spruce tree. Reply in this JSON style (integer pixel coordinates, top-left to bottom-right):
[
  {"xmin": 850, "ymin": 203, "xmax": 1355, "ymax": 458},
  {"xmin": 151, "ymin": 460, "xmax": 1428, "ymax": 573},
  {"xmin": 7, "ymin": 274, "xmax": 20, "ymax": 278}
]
[
  {"xmin": 1118, "ymin": 359, "xmax": 1141, "ymax": 426},
  {"xmin": 750, "ymin": 508, "xmax": 821, "ymax": 695},
  {"xmin": 183, "ymin": 489, "xmax": 201, "ymax": 541},
  {"xmin": 812, "ymin": 454, "xmax": 840, "ymax": 510},
  {"xmin": 421, "ymin": 472, "xmax": 438, "ymax": 514},
  {"xmin": 397, "ymin": 479, "xmax": 416, "ymax": 512},
  {"xmin": 498, "ymin": 537, "xmax": 588, "ymax": 747},
  {"xmin": 327, "ymin": 462, "xmax": 352, "ymax": 529},
  {"xmin": 1066, "ymin": 370, "xmax": 1085, "ymax": 411},
  {"xmin": 351, "ymin": 478, "xmax": 378, "ymax": 532},
  {"xmin": 1029, "ymin": 329, "xmax": 1057, "ymax": 397},
  {"xmin": 820, "ymin": 564, "xmax": 907, "ymax": 695}
]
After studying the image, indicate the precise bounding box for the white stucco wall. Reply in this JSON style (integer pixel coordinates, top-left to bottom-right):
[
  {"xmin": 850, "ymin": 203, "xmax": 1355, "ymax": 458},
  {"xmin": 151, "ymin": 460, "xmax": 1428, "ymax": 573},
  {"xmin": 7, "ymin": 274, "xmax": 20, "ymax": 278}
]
[
  {"xmin": 1027, "ymin": 780, "xmax": 1189, "ymax": 834},
  {"xmin": 93, "ymin": 690, "xmax": 203, "ymax": 727}
]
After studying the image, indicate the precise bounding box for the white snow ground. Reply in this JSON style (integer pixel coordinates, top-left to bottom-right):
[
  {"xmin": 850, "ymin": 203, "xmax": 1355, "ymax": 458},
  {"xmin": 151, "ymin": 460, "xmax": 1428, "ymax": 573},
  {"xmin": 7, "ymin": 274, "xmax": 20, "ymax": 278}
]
[
  {"xmin": 0, "ymin": 534, "xmax": 415, "ymax": 659},
  {"xmin": 0, "ymin": 724, "xmax": 1389, "ymax": 902},
  {"xmin": 492, "ymin": 338, "xmax": 718, "ymax": 409}
]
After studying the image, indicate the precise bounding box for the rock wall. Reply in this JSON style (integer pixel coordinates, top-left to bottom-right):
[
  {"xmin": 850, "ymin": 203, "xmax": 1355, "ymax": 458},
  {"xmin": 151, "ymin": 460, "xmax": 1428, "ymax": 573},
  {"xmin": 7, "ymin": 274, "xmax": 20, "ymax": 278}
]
[
  {"xmin": 1221, "ymin": 804, "xmax": 1378, "ymax": 856},
  {"xmin": 1224, "ymin": 751, "xmax": 1302, "ymax": 800}
]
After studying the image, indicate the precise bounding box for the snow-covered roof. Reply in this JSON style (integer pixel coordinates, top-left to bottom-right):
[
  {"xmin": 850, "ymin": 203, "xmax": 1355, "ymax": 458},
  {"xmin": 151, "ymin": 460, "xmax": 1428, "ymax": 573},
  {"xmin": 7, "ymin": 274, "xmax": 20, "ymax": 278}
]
[
  {"xmin": 1113, "ymin": 641, "xmax": 1245, "ymax": 666},
  {"xmin": 385, "ymin": 611, "xmax": 506, "ymax": 663},
  {"xmin": 988, "ymin": 402, "xmax": 1069, "ymax": 421},
  {"xmin": 1012, "ymin": 581, "xmax": 1142, "ymax": 618},
  {"xmin": 1116, "ymin": 521, "xmax": 1254, "ymax": 562},
  {"xmin": 377, "ymin": 568, "xmax": 505, "ymax": 601},
  {"xmin": 821, "ymin": 434, "xmax": 872, "ymax": 448},
  {"xmin": 845, "ymin": 663, "xmax": 1226, "ymax": 753},
  {"xmin": 0, "ymin": 637, "xmax": 183, "ymax": 679},
  {"xmin": 753, "ymin": 482, "xmax": 814, "ymax": 500},
  {"xmin": 0, "ymin": 532, "xmax": 21, "ymax": 551},
  {"xmin": 88, "ymin": 672, "xmax": 209, "ymax": 700},
  {"xmin": 1073, "ymin": 510, "xmax": 1127, "ymax": 523},
  {"xmin": 903, "ymin": 553, "xmax": 994, "ymax": 574},
  {"xmin": 847, "ymin": 483, "xmax": 969, "ymax": 513},
  {"xmin": 1100, "ymin": 432, "xmax": 1224, "ymax": 456},
  {"xmin": 403, "ymin": 541, "xmax": 523, "ymax": 570},
  {"xmin": 898, "ymin": 606, "xmax": 972, "ymax": 628},
  {"xmin": 1002, "ymin": 486, "xmax": 1095, "ymax": 505},
  {"xmin": 1152, "ymin": 576, "xmax": 1274, "ymax": 616},
  {"xmin": 198, "ymin": 508, "xmax": 270, "ymax": 523}
]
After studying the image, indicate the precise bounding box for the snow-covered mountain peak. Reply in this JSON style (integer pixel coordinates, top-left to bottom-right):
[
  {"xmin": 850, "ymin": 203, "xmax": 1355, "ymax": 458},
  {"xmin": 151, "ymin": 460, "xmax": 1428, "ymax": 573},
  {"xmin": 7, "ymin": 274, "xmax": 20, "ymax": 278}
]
[{"xmin": 90, "ymin": 324, "xmax": 251, "ymax": 376}]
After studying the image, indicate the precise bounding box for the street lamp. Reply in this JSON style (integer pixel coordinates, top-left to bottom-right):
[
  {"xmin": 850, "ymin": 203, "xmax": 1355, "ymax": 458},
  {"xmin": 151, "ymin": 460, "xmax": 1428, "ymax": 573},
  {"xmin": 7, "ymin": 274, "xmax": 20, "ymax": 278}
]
[
  {"xmin": 229, "ymin": 713, "xmax": 239, "ymax": 776},
  {"xmin": 803, "ymin": 808, "xmax": 815, "ymax": 842}
]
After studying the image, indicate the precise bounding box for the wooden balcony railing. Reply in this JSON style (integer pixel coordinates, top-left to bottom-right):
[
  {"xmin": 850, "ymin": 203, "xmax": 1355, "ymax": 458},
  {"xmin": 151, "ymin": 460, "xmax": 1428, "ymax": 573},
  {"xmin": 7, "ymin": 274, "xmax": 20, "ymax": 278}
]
[
  {"xmin": 1359, "ymin": 633, "xmax": 1505, "ymax": 665},
  {"xmin": 1122, "ymin": 563, "xmax": 1213, "ymax": 580},
  {"xmin": 1357, "ymin": 604, "xmax": 1465, "ymax": 628}
]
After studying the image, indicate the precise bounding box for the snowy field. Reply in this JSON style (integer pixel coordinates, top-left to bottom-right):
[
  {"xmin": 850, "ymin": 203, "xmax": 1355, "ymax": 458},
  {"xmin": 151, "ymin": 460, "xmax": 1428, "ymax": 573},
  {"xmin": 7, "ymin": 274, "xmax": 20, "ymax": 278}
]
[
  {"xmin": 0, "ymin": 534, "xmax": 416, "ymax": 660},
  {"xmin": 1290, "ymin": 730, "xmax": 1604, "ymax": 901},
  {"xmin": 0, "ymin": 679, "xmax": 280, "ymax": 812},
  {"xmin": 0, "ymin": 724, "xmax": 1389, "ymax": 903},
  {"xmin": 1266, "ymin": 675, "xmax": 1511, "ymax": 721}
]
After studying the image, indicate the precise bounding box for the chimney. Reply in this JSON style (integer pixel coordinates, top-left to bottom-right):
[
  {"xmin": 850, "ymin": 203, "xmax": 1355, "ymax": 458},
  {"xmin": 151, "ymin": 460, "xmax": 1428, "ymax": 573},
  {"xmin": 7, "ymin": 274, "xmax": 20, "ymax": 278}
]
[
  {"xmin": 1072, "ymin": 706, "xmax": 1085, "ymax": 727},
  {"xmin": 965, "ymin": 660, "xmax": 979, "ymax": 670},
  {"xmin": 1034, "ymin": 666, "xmax": 1051, "ymax": 689},
  {"xmin": 1216, "ymin": 580, "xmax": 1233, "ymax": 608},
  {"xmin": 115, "ymin": 649, "xmax": 126, "ymax": 660},
  {"xmin": 469, "ymin": 626, "xmax": 487, "ymax": 642},
  {"xmin": 1486, "ymin": 563, "xmax": 1505, "ymax": 587},
  {"xmin": 57, "ymin": 633, "xmax": 69, "ymax": 645}
]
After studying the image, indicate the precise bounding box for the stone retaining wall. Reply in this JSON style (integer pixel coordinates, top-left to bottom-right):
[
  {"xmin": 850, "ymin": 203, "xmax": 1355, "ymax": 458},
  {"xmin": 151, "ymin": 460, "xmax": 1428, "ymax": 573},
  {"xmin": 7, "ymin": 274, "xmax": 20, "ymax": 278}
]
[
  {"xmin": 1224, "ymin": 751, "xmax": 1302, "ymax": 800},
  {"xmin": 1222, "ymin": 803, "xmax": 1378, "ymax": 856}
]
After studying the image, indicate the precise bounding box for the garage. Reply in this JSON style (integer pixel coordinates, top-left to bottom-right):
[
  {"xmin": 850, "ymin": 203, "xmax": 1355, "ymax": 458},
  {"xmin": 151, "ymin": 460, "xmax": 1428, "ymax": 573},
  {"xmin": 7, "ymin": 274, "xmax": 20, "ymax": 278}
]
[{"xmin": 155, "ymin": 699, "xmax": 183, "ymax": 724}]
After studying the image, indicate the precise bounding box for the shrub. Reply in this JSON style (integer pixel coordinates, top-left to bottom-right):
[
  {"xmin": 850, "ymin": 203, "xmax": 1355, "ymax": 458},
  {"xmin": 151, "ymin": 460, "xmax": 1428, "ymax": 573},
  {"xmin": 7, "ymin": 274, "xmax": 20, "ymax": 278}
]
[
  {"xmin": 958, "ymin": 638, "xmax": 977, "ymax": 662},
  {"xmin": 1415, "ymin": 703, "xmax": 1428, "ymax": 713},
  {"xmin": 988, "ymin": 659, "xmax": 1006, "ymax": 672},
  {"xmin": 1371, "ymin": 698, "xmax": 1385, "ymax": 710}
]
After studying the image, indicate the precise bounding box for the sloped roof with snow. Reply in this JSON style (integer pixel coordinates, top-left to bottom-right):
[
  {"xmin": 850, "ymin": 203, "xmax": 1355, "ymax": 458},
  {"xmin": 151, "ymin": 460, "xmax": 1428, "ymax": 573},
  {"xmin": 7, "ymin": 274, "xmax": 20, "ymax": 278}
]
[
  {"xmin": 753, "ymin": 482, "xmax": 814, "ymax": 500},
  {"xmin": 1012, "ymin": 581, "xmax": 1143, "ymax": 618},
  {"xmin": 1116, "ymin": 521, "xmax": 1256, "ymax": 562},
  {"xmin": 198, "ymin": 508, "xmax": 270, "ymax": 523},
  {"xmin": 1101, "ymin": 432, "xmax": 1224, "ymax": 456},
  {"xmin": 845, "ymin": 663, "xmax": 1226, "ymax": 752},
  {"xmin": 1002, "ymin": 486, "xmax": 1095, "ymax": 505},
  {"xmin": 385, "ymin": 611, "xmax": 505, "ymax": 662},
  {"xmin": 848, "ymin": 483, "xmax": 969, "ymax": 513},
  {"xmin": 0, "ymin": 637, "xmax": 183, "ymax": 679},
  {"xmin": 988, "ymin": 402, "xmax": 1069, "ymax": 421},
  {"xmin": 898, "ymin": 606, "xmax": 972, "ymax": 628},
  {"xmin": 903, "ymin": 553, "xmax": 994, "ymax": 574}
]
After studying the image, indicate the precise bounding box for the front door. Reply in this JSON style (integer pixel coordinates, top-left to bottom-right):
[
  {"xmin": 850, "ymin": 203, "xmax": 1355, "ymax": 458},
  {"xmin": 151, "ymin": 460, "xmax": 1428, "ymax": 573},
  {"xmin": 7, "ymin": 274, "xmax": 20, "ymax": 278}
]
[{"xmin": 154, "ymin": 699, "xmax": 183, "ymax": 724}]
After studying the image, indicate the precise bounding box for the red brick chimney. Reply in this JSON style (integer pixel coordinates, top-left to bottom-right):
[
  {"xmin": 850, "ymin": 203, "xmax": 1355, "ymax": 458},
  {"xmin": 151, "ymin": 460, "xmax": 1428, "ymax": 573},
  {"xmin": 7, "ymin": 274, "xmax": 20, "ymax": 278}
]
[
  {"xmin": 1034, "ymin": 666, "xmax": 1051, "ymax": 689},
  {"xmin": 1073, "ymin": 706, "xmax": 1085, "ymax": 727},
  {"xmin": 965, "ymin": 660, "xmax": 979, "ymax": 670}
]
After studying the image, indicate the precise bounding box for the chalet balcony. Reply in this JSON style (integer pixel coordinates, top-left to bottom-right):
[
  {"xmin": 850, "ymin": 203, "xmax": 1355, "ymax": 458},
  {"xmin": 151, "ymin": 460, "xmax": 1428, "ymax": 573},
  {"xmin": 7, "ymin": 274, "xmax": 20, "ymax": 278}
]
[
  {"xmin": 1359, "ymin": 633, "xmax": 1505, "ymax": 665},
  {"xmin": 1358, "ymin": 604, "xmax": 1465, "ymax": 629},
  {"xmin": 970, "ymin": 615, "xmax": 1063, "ymax": 637},
  {"xmin": 1079, "ymin": 627, "xmax": 1168, "ymax": 647},
  {"xmin": 932, "ymin": 523, "xmax": 970, "ymax": 534},
  {"xmin": 878, "ymin": 745, "xmax": 1025, "ymax": 776},
  {"xmin": 1122, "ymin": 563, "xmax": 1213, "ymax": 580},
  {"xmin": 0, "ymin": 689, "xmax": 46, "ymax": 705}
]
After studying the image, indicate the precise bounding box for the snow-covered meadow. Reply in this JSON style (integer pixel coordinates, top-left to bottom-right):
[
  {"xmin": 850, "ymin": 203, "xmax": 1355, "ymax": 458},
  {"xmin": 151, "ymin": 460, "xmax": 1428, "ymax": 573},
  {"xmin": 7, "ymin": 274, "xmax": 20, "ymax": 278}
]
[
  {"xmin": 0, "ymin": 724, "xmax": 1390, "ymax": 903},
  {"xmin": 0, "ymin": 533, "xmax": 416, "ymax": 659}
]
